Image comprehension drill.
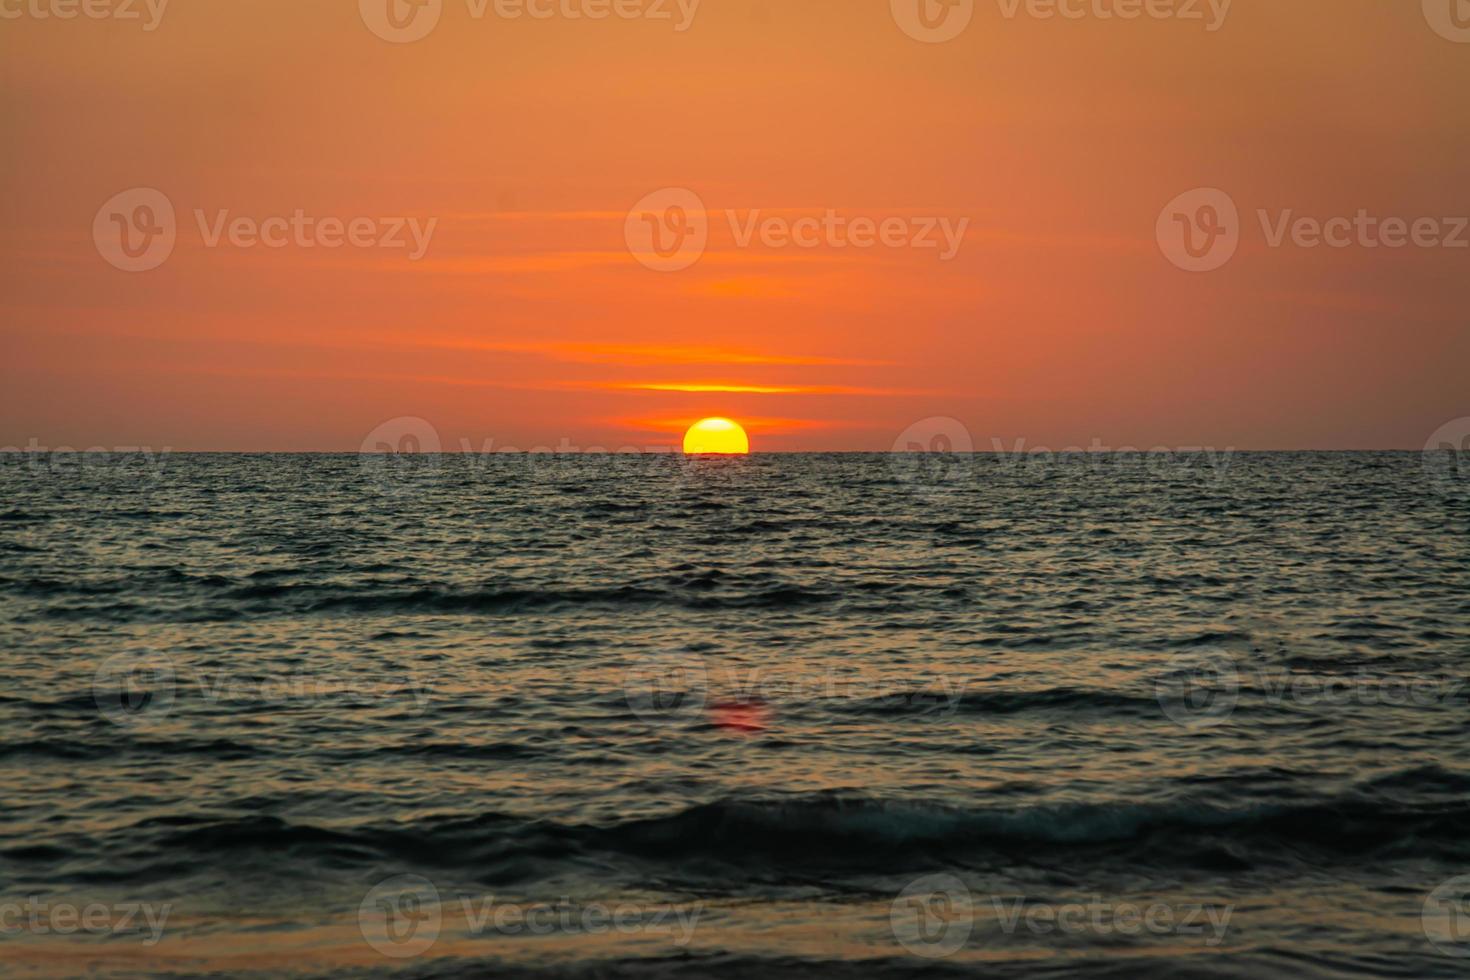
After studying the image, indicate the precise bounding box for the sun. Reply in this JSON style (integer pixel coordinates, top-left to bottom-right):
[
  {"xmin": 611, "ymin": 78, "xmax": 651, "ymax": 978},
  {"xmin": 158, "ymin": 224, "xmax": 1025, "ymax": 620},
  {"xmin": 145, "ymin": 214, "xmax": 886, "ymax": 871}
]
[{"xmin": 682, "ymin": 417, "xmax": 750, "ymax": 455}]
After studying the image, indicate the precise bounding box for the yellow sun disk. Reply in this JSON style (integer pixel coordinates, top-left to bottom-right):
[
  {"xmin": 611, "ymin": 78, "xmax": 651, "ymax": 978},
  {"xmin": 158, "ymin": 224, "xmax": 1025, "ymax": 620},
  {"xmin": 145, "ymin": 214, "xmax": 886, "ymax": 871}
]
[{"xmin": 682, "ymin": 418, "xmax": 750, "ymax": 455}]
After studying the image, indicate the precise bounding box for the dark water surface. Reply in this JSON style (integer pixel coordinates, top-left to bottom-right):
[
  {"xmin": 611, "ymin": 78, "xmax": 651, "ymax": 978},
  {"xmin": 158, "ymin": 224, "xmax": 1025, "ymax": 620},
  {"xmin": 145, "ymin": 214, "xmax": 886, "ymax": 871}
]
[{"xmin": 2, "ymin": 452, "xmax": 1468, "ymax": 977}]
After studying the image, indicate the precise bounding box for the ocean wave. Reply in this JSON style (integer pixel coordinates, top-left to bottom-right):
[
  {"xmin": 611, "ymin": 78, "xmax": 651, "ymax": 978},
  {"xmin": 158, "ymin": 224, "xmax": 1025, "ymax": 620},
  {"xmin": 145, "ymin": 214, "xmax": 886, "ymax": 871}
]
[
  {"xmin": 831, "ymin": 687, "xmax": 1162, "ymax": 716},
  {"xmin": 108, "ymin": 774, "xmax": 1470, "ymax": 876},
  {"xmin": 0, "ymin": 737, "xmax": 262, "ymax": 762},
  {"xmin": 21, "ymin": 580, "xmax": 848, "ymax": 621},
  {"xmin": 351, "ymin": 949, "xmax": 1463, "ymax": 980}
]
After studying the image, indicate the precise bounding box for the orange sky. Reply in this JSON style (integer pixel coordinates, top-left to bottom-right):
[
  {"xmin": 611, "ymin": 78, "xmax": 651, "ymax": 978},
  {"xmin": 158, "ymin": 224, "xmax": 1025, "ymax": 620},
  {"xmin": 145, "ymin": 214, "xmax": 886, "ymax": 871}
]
[{"xmin": 2, "ymin": 0, "xmax": 1467, "ymax": 451}]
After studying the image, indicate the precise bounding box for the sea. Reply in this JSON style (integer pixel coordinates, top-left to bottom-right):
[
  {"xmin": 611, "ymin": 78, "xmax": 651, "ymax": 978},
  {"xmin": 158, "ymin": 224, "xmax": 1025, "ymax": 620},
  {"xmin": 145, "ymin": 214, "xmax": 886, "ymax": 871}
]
[{"xmin": 1, "ymin": 450, "xmax": 1467, "ymax": 978}]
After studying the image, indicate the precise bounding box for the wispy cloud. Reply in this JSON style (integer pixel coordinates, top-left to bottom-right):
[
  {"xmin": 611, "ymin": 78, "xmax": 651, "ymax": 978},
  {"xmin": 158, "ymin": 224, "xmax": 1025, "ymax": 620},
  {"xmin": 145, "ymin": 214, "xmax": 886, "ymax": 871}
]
[
  {"xmin": 587, "ymin": 382, "xmax": 926, "ymax": 396},
  {"xmin": 415, "ymin": 341, "xmax": 894, "ymax": 368},
  {"xmin": 615, "ymin": 416, "xmax": 858, "ymax": 436}
]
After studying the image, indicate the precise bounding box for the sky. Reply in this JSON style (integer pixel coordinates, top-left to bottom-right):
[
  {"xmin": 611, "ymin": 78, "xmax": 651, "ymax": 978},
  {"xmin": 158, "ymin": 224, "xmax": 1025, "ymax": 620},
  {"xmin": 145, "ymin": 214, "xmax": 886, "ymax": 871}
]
[{"xmin": 2, "ymin": 0, "xmax": 1467, "ymax": 452}]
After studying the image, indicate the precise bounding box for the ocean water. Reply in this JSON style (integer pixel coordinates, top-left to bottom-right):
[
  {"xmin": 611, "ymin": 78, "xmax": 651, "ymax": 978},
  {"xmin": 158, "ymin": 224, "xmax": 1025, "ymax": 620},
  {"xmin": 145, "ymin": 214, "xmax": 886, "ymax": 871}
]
[{"xmin": 1, "ymin": 451, "xmax": 1468, "ymax": 978}]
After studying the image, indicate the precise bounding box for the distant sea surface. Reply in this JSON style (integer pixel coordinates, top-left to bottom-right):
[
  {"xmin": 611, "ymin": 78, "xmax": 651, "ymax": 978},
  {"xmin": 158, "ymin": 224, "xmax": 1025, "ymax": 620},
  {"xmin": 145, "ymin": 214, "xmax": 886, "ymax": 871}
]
[{"xmin": 2, "ymin": 452, "xmax": 1468, "ymax": 978}]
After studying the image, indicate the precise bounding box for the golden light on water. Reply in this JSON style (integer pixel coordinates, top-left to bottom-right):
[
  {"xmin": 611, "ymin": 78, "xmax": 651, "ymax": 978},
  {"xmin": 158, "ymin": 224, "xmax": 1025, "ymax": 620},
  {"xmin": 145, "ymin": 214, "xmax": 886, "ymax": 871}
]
[{"xmin": 682, "ymin": 418, "xmax": 750, "ymax": 455}]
